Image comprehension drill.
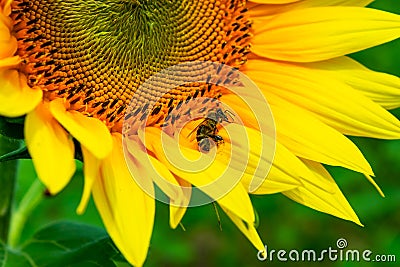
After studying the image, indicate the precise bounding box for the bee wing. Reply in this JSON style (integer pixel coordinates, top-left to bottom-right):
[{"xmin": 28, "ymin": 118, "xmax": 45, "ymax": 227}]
[
  {"xmin": 224, "ymin": 110, "xmax": 236, "ymax": 123},
  {"xmin": 187, "ymin": 121, "xmax": 202, "ymax": 139}
]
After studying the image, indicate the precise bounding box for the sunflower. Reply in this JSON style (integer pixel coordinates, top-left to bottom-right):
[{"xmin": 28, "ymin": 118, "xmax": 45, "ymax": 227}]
[{"xmin": 1, "ymin": 0, "xmax": 400, "ymax": 266}]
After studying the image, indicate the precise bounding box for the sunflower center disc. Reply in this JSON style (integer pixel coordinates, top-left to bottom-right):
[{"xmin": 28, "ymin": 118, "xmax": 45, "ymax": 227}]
[{"xmin": 11, "ymin": 0, "xmax": 251, "ymax": 131}]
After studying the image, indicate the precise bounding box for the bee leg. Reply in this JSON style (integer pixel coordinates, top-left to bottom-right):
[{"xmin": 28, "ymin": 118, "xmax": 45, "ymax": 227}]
[{"xmin": 212, "ymin": 202, "xmax": 222, "ymax": 231}]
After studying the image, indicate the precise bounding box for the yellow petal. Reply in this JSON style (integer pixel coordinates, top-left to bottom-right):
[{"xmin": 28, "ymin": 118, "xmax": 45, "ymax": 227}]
[
  {"xmin": 245, "ymin": 59, "xmax": 400, "ymax": 139},
  {"xmin": 76, "ymin": 146, "xmax": 100, "ymax": 214},
  {"xmin": 249, "ymin": 0, "xmax": 300, "ymax": 3},
  {"xmin": 123, "ymin": 134, "xmax": 190, "ymax": 228},
  {"xmin": 301, "ymin": 0, "xmax": 372, "ymax": 6},
  {"xmin": 226, "ymin": 114, "xmax": 363, "ymax": 223},
  {"xmin": 219, "ymin": 93, "xmax": 260, "ymax": 131},
  {"xmin": 143, "ymin": 127, "xmax": 255, "ymax": 224},
  {"xmin": 92, "ymin": 133, "xmax": 155, "ymax": 267},
  {"xmin": 91, "ymin": 174, "xmax": 125, "ymax": 259},
  {"xmin": 124, "ymin": 135, "xmax": 187, "ymax": 206},
  {"xmin": 249, "ymin": 0, "xmax": 373, "ymax": 18},
  {"xmin": 247, "ymin": 141, "xmax": 306, "ymax": 194},
  {"xmin": 217, "ymin": 121, "xmax": 302, "ymax": 194},
  {"xmin": 170, "ymin": 206, "xmax": 188, "ymax": 230},
  {"xmin": 219, "ymin": 124, "xmax": 275, "ymax": 192},
  {"xmin": 169, "ymin": 177, "xmax": 191, "ymax": 229},
  {"xmin": 0, "ymin": 0, "xmax": 12, "ymax": 16},
  {"xmin": 283, "ymin": 159, "xmax": 362, "ymax": 225},
  {"xmin": 0, "ymin": 56, "xmax": 20, "ymax": 68},
  {"xmin": 216, "ymin": 182, "xmax": 255, "ymax": 224},
  {"xmin": 0, "ymin": 69, "xmax": 42, "ymax": 117},
  {"xmin": 220, "ymin": 93, "xmax": 368, "ymax": 194},
  {"xmin": 222, "ymin": 206, "xmax": 265, "ymax": 252},
  {"xmin": 25, "ymin": 103, "xmax": 75, "ymax": 194},
  {"xmin": 270, "ymin": 100, "xmax": 374, "ymax": 175},
  {"xmin": 302, "ymin": 56, "xmax": 400, "ymax": 110},
  {"xmin": 252, "ymin": 7, "xmax": 400, "ymax": 62},
  {"xmin": 263, "ymin": 93, "xmax": 382, "ymax": 193},
  {"xmin": 0, "ymin": 14, "xmax": 17, "ymax": 58},
  {"xmin": 49, "ymin": 98, "xmax": 112, "ymax": 159}
]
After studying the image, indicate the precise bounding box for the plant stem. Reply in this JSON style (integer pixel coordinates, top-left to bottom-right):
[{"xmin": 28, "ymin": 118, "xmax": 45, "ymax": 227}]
[
  {"xmin": 0, "ymin": 135, "xmax": 20, "ymax": 243},
  {"xmin": 8, "ymin": 178, "xmax": 45, "ymax": 248}
]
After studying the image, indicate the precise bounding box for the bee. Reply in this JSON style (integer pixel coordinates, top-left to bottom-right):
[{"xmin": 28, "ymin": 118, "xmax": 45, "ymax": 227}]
[
  {"xmin": 189, "ymin": 108, "xmax": 234, "ymax": 153},
  {"xmin": 194, "ymin": 119, "xmax": 224, "ymax": 153}
]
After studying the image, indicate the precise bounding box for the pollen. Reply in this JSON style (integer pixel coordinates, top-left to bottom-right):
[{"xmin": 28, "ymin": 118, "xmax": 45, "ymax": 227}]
[{"xmin": 11, "ymin": 0, "xmax": 251, "ymax": 131}]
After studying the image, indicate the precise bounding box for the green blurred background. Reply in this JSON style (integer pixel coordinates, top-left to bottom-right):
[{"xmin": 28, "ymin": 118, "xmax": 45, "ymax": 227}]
[{"xmin": 11, "ymin": 1, "xmax": 400, "ymax": 266}]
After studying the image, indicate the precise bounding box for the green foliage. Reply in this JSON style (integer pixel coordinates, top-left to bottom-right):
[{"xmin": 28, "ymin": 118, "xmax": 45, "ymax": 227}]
[
  {"xmin": 0, "ymin": 221, "xmax": 127, "ymax": 267},
  {"xmin": 0, "ymin": 116, "xmax": 25, "ymax": 140},
  {"xmin": 0, "ymin": 146, "xmax": 30, "ymax": 163},
  {"xmin": 0, "ymin": 242, "xmax": 31, "ymax": 266}
]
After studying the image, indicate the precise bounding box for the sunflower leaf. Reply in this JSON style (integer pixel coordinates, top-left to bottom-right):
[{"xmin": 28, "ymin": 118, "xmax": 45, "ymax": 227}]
[
  {"xmin": 0, "ymin": 241, "xmax": 33, "ymax": 267},
  {"xmin": 19, "ymin": 221, "xmax": 127, "ymax": 266},
  {"xmin": 0, "ymin": 145, "xmax": 30, "ymax": 162},
  {"xmin": 0, "ymin": 116, "xmax": 25, "ymax": 139},
  {"xmin": 2, "ymin": 115, "xmax": 26, "ymax": 125}
]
